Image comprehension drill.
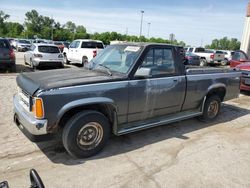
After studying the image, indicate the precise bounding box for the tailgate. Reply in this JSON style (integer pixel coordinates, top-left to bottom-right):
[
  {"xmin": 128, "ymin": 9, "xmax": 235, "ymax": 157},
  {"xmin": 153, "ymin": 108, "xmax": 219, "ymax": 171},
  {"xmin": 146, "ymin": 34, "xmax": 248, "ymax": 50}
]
[{"xmin": 214, "ymin": 53, "xmax": 225, "ymax": 61}]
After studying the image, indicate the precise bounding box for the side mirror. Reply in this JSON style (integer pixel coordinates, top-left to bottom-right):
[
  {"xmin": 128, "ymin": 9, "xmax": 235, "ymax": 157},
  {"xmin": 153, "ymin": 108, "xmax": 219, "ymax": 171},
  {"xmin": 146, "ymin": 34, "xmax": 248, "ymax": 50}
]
[
  {"xmin": 30, "ymin": 169, "xmax": 45, "ymax": 188},
  {"xmin": 134, "ymin": 67, "xmax": 152, "ymax": 79}
]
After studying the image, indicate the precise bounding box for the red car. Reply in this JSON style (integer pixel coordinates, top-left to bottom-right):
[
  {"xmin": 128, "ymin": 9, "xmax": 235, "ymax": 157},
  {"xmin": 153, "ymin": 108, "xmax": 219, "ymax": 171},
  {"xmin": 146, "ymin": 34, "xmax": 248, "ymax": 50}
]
[
  {"xmin": 229, "ymin": 50, "xmax": 250, "ymax": 91},
  {"xmin": 236, "ymin": 63, "xmax": 250, "ymax": 91},
  {"xmin": 53, "ymin": 41, "xmax": 65, "ymax": 52},
  {"xmin": 230, "ymin": 50, "xmax": 250, "ymax": 68}
]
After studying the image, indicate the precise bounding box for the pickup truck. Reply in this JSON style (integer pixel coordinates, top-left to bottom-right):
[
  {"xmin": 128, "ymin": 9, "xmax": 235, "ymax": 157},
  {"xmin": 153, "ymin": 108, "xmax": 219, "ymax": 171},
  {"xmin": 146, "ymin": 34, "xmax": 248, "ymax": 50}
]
[
  {"xmin": 186, "ymin": 47, "xmax": 226, "ymax": 66},
  {"xmin": 13, "ymin": 43, "xmax": 241, "ymax": 158},
  {"xmin": 63, "ymin": 39, "xmax": 104, "ymax": 67}
]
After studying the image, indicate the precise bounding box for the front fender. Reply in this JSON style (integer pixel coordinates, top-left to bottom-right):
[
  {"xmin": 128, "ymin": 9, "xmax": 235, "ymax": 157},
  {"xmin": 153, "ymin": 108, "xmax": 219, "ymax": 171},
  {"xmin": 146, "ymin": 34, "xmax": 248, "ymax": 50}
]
[{"xmin": 57, "ymin": 97, "xmax": 117, "ymax": 121}]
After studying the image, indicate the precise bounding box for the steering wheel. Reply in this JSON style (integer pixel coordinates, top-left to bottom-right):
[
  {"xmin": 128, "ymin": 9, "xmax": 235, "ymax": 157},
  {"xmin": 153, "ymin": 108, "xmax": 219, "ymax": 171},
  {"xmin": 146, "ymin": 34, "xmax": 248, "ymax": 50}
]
[{"xmin": 30, "ymin": 169, "xmax": 45, "ymax": 188}]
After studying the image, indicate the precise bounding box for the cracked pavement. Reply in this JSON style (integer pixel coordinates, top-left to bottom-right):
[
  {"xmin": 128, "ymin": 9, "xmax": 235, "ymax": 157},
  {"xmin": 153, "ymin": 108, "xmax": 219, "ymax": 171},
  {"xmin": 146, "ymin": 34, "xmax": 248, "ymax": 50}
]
[{"xmin": 0, "ymin": 52, "xmax": 250, "ymax": 187}]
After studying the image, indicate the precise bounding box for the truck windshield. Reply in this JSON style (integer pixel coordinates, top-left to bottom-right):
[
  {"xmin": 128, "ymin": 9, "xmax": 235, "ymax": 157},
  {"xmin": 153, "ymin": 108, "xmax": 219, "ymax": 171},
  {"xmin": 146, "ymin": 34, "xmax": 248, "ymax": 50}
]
[{"xmin": 92, "ymin": 45, "xmax": 142, "ymax": 74}]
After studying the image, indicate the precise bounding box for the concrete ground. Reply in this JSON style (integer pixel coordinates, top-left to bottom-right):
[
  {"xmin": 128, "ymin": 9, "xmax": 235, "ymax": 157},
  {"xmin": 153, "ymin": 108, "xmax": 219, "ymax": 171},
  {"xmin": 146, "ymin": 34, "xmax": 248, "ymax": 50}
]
[{"xmin": 0, "ymin": 52, "xmax": 250, "ymax": 188}]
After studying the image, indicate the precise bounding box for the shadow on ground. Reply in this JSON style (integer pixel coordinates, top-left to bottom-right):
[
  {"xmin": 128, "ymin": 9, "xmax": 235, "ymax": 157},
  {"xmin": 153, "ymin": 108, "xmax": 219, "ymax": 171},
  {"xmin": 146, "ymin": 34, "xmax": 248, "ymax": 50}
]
[{"xmin": 35, "ymin": 103, "xmax": 250, "ymax": 165}]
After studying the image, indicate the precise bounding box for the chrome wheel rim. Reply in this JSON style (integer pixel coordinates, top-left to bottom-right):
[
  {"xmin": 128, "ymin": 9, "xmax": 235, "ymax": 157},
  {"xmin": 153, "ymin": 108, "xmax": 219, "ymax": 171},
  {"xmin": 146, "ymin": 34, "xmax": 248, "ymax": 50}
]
[
  {"xmin": 207, "ymin": 101, "xmax": 219, "ymax": 118},
  {"xmin": 76, "ymin": 122, "xmax": 103, "ymax": 150}
]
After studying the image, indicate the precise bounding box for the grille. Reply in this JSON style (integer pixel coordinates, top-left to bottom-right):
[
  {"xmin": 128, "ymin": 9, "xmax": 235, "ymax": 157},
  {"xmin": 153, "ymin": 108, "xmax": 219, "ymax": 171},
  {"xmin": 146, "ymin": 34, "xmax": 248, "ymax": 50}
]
[{"xmin": 19, "ymin": 88, "xmax": 30, "ymax": 111}]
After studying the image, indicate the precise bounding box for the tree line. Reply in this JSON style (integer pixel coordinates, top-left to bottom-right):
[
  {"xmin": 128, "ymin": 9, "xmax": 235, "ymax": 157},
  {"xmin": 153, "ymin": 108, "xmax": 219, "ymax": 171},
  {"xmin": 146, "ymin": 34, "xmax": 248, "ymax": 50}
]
[{"xmin": 0, "ymin": 9, "xmax": 241, "ymax": 50}]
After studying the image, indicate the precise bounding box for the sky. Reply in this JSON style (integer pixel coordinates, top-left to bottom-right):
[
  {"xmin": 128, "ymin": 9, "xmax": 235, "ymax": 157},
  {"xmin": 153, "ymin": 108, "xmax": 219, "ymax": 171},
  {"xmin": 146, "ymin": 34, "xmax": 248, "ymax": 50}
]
[{"xmin": 1, "ymin": 0, "xmax": 249, "ymax": 46}]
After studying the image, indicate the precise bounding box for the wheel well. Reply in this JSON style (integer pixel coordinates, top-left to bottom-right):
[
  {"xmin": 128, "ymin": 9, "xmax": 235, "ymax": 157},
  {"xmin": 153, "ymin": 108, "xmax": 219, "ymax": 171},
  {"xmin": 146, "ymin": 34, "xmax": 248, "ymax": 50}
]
[
  {"xmin": 58, "ymin": 104, "xmax": 115, "ymax": 131},
  {"xmin": 207, "ymin": 87, "xmax": 226, "ymax": 102}
]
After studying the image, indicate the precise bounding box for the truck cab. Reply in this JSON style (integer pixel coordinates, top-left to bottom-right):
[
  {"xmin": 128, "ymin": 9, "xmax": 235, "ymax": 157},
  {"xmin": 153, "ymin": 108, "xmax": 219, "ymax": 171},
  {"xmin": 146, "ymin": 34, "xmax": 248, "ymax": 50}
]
[{"xmin": 63, "ymin": 39, "xmax": 104, "ymax": 66}]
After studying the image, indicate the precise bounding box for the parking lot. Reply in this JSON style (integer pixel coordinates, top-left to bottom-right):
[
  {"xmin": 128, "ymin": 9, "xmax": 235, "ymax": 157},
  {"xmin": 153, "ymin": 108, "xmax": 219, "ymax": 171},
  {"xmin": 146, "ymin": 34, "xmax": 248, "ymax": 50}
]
[{"xmin": 0, "ymin": 52, "xmax": 250, "ymax": 187}]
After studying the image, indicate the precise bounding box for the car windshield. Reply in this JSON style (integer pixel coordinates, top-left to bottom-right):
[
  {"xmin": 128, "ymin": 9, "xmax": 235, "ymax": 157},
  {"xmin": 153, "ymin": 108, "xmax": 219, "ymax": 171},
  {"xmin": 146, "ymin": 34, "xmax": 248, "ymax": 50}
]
[
  {"xmin": 92, "ymin": 45, "xmax": 142, "ymax": 74},
  {"xmin": 38, "ymin": 46, "xmax": 60, "ymax": 53},
  {"xmin": 54, "ymin": 42, "xmax": 63, "ymax": 45},
  {"xmin": 18, "ymin": 40, "xmax": 30, "ymax": 44}
]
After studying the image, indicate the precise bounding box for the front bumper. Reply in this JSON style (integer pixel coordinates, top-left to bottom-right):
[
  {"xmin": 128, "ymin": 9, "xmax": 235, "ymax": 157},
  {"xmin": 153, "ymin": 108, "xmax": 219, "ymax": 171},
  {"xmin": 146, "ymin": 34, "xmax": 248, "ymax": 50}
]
[{"xmin": 13, "ymin": 94, "xmax": 48, "ymax": 136}]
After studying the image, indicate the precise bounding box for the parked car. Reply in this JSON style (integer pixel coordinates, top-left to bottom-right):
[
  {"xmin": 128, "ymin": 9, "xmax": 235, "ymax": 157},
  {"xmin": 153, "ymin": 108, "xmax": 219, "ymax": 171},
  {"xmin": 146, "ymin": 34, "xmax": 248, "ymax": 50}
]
[
  {"xmin": 187, "ymin": 47, "xmax": 226, "ymax": 66},
  {"xmin": 0, "ymin": 38, "xmax": 16, "ymax": 72},
  {"xmin": 230, "ymin": 50, "xmax": 250, "ymax": 68},
  {"xmin": 24, "ymin": 44, "xmax": 64, "ymax": 69},
  {"xmin": 235, "ymin": 63, "xmax": 250, "ymax": 91},
  {"xmin": 63, "ymin": 39, "xmax": 104, "ymax": 66},
  {"xmin": 62, "ymin": 41, "xmax": 70, "ymax": 48},
  {"xmin": 14, "ymin": 43, "xmax": 241, "ymax": 158},
  {"xmin": 184, "ymin": 52, "xmax": 200, "ymax": 66},
  {"xmin": 222, "ymin": 50, "xmax": 234, "ymax": 63},
  {"xmin": 53, "ymin": 41, "xmax": 64, "ymax": 52},
  {"xmin": 16, "ymin": 39, "xmax": 31, "ymax": 52}
]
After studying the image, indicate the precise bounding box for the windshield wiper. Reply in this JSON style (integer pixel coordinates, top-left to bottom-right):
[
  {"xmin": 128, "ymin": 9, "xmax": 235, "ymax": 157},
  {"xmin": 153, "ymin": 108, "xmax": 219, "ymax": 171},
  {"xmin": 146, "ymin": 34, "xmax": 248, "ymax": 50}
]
[{"xmin": 97, "ymin": 64, "xmax": 112, "ymax": 76}]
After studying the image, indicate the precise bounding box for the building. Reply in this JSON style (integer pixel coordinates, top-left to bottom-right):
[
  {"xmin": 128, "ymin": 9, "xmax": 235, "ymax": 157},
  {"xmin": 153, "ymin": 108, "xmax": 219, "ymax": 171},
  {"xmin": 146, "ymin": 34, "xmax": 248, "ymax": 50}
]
[{"xmin": 241, "ymin": 3, "xmax": 250, "ymax": 57}]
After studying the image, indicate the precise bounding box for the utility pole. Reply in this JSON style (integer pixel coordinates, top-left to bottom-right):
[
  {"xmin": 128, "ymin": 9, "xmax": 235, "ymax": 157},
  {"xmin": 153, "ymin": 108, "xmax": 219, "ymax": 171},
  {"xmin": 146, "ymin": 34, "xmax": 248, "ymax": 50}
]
[
  {"xmin": 51, "ymin": 15, "xmax": 54, "ymax": 41},
  {"xmin": 139, "ymin": 10, "xmax": 144, "ymax": 38},
  {"xmin": 147, "ymin": 22, "xmax": 151, "ymax": 38}
]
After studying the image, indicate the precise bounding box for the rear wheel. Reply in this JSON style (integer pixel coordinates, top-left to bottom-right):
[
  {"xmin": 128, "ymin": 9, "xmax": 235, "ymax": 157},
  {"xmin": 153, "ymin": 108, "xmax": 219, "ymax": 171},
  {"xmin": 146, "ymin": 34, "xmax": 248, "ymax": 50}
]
[
  {"xmin": 199, "ymin": 95, "xmax": 221, "ymax": 122},
  {"xmin": 81, "ymin": 56, "xmax": 88, "ymax": 67},
  {"xmin": 221, "ymin": 59, "xmax": 228, "ymax": 66},
  {"xmin": 200, "ymin": 59, "xmax": 207, "ymax": 66},
  {"xmin": 62, "ymin": 111, "xmax": 111, "ymax": 158}
]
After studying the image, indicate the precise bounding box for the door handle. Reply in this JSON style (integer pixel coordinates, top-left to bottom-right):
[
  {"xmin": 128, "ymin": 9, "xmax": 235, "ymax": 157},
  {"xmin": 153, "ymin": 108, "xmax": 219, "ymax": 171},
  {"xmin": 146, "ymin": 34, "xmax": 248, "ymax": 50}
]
[{"xmin": 173, "ymin": 79, "xmax": 178, "ymax": 82}]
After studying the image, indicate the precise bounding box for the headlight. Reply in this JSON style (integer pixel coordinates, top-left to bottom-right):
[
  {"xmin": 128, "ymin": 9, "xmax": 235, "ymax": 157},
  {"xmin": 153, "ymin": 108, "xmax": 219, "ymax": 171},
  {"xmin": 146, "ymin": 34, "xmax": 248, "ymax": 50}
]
[{"xmin": 32, "ymin": 97, "xmax": 44, "ymax": 119}]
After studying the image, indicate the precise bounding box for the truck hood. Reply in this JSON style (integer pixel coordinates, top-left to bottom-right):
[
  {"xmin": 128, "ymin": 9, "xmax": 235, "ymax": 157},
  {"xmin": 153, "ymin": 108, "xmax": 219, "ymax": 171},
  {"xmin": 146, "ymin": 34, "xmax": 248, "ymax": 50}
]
[{"xmin": 16, "ymin": 68, "xmax": 123, "ymax": 95}]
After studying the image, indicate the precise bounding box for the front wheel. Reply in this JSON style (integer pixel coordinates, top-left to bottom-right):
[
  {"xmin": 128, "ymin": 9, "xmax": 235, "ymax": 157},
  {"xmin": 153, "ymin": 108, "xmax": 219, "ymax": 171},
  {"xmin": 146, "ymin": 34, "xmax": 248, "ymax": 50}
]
[
  {"xmin": 62, "ymin": 111, "xmax": 111, "ymax": 158},
  {"xmin": 199, "ymin": 95, "xmax": 221, "ymax": 122},
  {"xmin": 63, "ymin": 54, "xmax": 70, "ymax": 64}
]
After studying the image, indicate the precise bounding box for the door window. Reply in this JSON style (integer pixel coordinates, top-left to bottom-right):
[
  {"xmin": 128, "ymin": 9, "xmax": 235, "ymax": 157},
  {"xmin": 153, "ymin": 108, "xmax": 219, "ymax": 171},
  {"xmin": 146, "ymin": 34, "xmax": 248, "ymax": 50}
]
[
  {"xmin": 138, "ymin": 48, "xmax": 176, "ymax": 77},
  {"xmin": 69, "ymin": 41, "xmax": 76, "ymax": 48},
  {"xmin": 75, "ymin": 41, "xmax": 80, "ymax": 48}
]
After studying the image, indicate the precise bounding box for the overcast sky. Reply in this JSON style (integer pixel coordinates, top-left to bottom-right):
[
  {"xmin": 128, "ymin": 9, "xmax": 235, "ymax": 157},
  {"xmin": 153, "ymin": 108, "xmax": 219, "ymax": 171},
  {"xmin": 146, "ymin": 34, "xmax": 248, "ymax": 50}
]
[{"xmin": 1, "ymin": 0, "xmax": 249, "ymax": 46}]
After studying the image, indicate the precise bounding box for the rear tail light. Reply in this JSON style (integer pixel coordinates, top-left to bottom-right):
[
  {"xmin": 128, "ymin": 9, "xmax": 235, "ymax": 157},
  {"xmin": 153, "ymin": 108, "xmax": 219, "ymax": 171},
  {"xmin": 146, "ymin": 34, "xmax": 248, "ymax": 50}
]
[
  {"xmin": 34, "ymin": 54, "xmax": 43, "ymax": 58},
  {"xmin": 32, "ymin": 98, "xmax": 44, "ymax": 119},
  {"xmin": 93, "ymin": 50, "xmax": 97, "ymax": 58},
  {"xmin": 210, "ymin": 54, "xmax": 214, "ymax": 59},
  {"xmin": 9, "ymin": 48, "xmax": 15, "ymax": 60}
]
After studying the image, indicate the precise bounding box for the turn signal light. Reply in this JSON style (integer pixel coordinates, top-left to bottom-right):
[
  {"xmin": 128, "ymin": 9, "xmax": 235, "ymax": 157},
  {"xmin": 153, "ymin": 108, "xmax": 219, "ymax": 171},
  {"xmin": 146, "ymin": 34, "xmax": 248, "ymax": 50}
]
[{"xmin": 32, "ymin": 98, "xmax": 44, "ymax": 119}]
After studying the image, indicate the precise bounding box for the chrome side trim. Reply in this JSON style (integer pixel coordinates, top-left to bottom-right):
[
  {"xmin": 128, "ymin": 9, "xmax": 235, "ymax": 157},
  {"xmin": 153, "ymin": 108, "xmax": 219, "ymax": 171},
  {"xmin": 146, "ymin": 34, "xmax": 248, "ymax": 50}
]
[{"xmin": 117, "ymin": 111, "xmax": 202, "ymax": 135}]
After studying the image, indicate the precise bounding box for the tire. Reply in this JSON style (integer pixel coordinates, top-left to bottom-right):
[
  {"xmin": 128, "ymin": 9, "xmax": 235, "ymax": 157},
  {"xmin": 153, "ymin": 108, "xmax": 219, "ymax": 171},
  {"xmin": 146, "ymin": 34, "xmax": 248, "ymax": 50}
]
[
  {"xmin": 24, "ymin": 55, "xmax": 28, "ymax": 65},
  {"xmin": 200, "ymin": 59, "xmax": 207, "ymax": 66},
  {"xmin": 62, "ymin": 111, "xmax": 111, "ymax": 158},
  {"xmin": 199, "ymin": 95, "xmax": 221, "ymax": 122},
  {"xmin": 81, "ymin": 56, "xmax": 88, "ymax": 67},
  {"xmin": 221, "ymin": 59, "xmax": 228, "ymax": 66},
  {"xmin": 63, "ymin": 54, "xmax": 70, "ymax": 64}
]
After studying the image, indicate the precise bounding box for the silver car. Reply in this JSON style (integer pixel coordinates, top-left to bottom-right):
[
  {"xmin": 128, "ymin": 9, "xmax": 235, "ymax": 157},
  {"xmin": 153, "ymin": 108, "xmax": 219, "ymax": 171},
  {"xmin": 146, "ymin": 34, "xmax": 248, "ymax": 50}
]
[{"xmin": 24, "ymin": 44, "xmax": 64, "ymax": 69}]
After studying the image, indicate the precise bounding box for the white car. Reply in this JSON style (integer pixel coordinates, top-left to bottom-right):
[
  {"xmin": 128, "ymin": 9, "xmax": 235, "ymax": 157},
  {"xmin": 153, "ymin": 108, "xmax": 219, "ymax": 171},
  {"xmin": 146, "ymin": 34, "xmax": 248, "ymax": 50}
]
[
  {"xmin": 222, "ymin": 50, "xmax": 234, "ymax": 63},
  {"xmin": 63, "ymin": 39, "xmax": 104, "ymax": 66},
  {"xmin": 186, "ymin": 47, "xmax": 226, "ymax": 66},
  {"xmin": 24, "ymin": 44, "xmax": 64, "ymax": 69}
]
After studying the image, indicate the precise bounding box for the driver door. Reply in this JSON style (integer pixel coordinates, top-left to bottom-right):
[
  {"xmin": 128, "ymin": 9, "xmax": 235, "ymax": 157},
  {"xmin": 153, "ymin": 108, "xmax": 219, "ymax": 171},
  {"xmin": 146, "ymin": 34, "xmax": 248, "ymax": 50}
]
[{"xmin": 127, "ymin": 47, "xmax": 186, "ymax": 123}]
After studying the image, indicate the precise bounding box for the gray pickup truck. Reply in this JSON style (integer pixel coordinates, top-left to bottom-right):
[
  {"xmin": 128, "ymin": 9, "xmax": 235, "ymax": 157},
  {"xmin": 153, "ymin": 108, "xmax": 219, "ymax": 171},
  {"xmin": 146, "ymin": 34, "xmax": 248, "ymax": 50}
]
[{"xmin": 13, "ymin": 43, "xmax": 241, "ymax": 158}]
